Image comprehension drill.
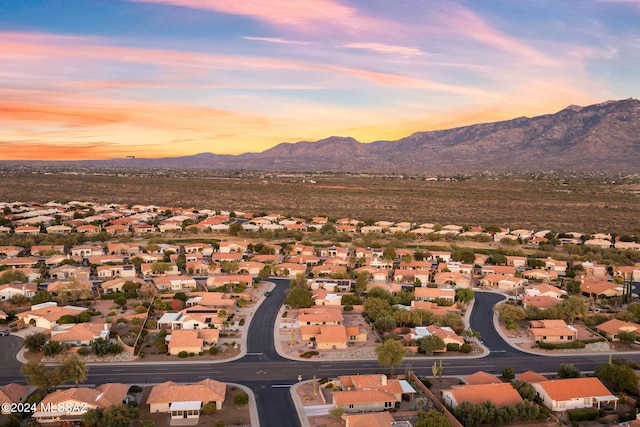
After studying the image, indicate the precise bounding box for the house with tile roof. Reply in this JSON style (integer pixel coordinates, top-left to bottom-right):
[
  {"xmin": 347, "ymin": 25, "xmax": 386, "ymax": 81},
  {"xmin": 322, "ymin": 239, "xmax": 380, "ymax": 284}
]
[
  {"xmin": 147, "ymin": 379, "xmax": 227, "ymax": 422},
  {"xmin": 333, "ymin": 374, "xmax": 416, "ymax": 414},
  {"xmin": 463, "ymin": 371, "xmax": 502, "ymax": 385},
  {"xmin": 434, "ymin": 272, "xmax": 473, "ymax": 288},
  {"xmin": 579, "ymin": 277, "xmax": 623, "ymax": 298},
  {"xmin": 414, "ymin": 287, "xmax": 455, "ymax": 303},
  {"xmin": 523, "ymin": 283, "xmax": 565, "ymax": 299},
  {"xmin": 515, "ymin": 371, "xmax": 548, "ymax": 384},
  {"xmin": 522, "ymin": 295, "xmax": 561, "ymax": 309},
  {"xmin": 32, "ymin": 383, "xmax": 129, "ymax": 425},
  {"xmin": 0, "ymin": 383, "xmax": 30, "ymax": 414},
  {"xmin": 17, "ymin": 303, "xmax": 88, "ymax": 329},
  {"xmin": 50, "ymin": 322, "xmax": 110, "ymax": 346},
  {"xmin": 0, "ymin": 283, "xmax": 37, "ymax": 301},
  {"xmin": 528, "ymin": 319, "xmax": 577, "ymax": 344},
  {"xmin": 442, "ymin": 382, "xmax": 523, "ymax": 408},
  {"xmin": 596, "ymin": 319, "xmax": 640, "ymax": 341},
  {"xmin": 298, "ymin": 307, "xmax": 343, "ymax": 326},
  {"xmin": 166, "ymin": 329, "xmax": 219, "ymax": 355},
  {"xmin": 343, "ymin": 411, "xmax": 395, "ymax": 427},
  {"xmin": 532, "ymin": 377, "xmax": 618, "ymax": 412}
]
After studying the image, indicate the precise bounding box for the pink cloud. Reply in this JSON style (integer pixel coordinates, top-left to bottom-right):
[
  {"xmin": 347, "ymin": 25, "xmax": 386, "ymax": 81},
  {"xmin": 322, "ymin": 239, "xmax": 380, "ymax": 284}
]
[
  {"xmin": 342, "ymin": 42, "xmax": 424, "ymax": 58},
  {"xmin": 130, "ymin": 0, "xmax": 383, "ymax": 34},
  {"xmin": 243, "ymin": 36, "xmax": 309, "ymax": 45}
]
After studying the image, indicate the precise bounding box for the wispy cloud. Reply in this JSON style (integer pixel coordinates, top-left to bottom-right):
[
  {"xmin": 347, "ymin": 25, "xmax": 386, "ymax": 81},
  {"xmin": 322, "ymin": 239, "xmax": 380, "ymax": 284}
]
[
  {"xmin": 130, "ymin": 0, "xmax": 383, "ymax": 34},
  {"xmin": 243, "ymin": 36, "xmax": 308, "ymax": 45},
  {"xmin": 342, "ymin": 42, "xmax": 424, "ymax": 58}
]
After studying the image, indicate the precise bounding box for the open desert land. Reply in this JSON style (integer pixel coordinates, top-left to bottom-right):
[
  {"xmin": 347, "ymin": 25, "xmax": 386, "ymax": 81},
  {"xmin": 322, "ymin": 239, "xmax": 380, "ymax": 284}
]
[{"xmin": 3, "ymin": 171, "xmax": 640, "ymax": 234}]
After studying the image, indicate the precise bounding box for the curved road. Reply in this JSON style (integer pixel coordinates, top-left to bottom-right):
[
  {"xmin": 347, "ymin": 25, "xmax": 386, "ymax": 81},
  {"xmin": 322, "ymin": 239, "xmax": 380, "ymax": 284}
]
[{"xmin": 3, "ymin": 284, "xmax": 640, "ymax": 426}]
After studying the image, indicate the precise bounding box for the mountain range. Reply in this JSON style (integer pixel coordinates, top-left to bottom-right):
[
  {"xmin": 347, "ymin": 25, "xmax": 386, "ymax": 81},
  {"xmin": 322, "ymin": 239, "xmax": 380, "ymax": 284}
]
[{"xmin": 7, "ymin": 98, "xmax": 640, "ymax": 174}]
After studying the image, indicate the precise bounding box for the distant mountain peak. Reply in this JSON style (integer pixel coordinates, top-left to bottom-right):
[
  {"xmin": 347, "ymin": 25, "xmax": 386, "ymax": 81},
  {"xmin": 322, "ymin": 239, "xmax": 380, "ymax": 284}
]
[{"xmin": 8, "ymin": 99, "xmax": 640, "ymax": 174}]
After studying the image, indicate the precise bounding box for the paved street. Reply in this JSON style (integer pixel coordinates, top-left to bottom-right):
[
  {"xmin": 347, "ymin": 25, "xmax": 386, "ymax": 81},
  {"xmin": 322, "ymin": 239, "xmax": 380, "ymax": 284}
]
[{"xmin": 3, "ymin": 283, "xmax": 640, "ymax": 427}]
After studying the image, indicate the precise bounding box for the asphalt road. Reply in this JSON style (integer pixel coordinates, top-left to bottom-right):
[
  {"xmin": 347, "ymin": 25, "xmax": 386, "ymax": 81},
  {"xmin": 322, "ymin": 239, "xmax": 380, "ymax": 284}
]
[{"xmin": 4, "ymin": 284, "xmax": 640, "ymax": 427}]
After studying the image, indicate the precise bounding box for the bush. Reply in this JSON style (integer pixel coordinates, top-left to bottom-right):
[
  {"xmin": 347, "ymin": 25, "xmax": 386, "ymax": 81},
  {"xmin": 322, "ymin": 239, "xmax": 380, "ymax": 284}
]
[
  {"xmin": 128, "ymin": 385, "xmax": 143, "ymax": 393},
  {"xmin": 77, "ymin": 347, "xmax": 90, "ymax": 356},
  {"xmin": 300, "ymin": 351, "xmax": 319, "ymax": 359},
  {"xmin": 234, "ymin": 392, "xmax": 249, "ymax": 405},
  {"xmin": 178, "ymin": 351, "xmax": 188, "ymax": 358},
  {"xmin": 215, "ymin": 421, "xmax": 224, "ymax": 427},
  {"xmin": 202, "ymin": 402, "xmax": 217, "ymax": 415},
  {"xmin": 209, "ymin": 347, "xmax": 219, "ymax": 355},
  {"xmin": 343, "ymin": 305, "xmax": 353, "ymax": 312},
  {"xmin": 568, "ymin": 408, "xmax": 598, "ymax": 422},
  {"xmin": 539, "ymin": 341, "xmax": 585, "ymax": 350},
  {"xmin": 460, "ymin": 344, "xmax": 472, "ymax": 353},
  {"xmin": 134, "ymin": 306, "xmax": 147, "ymax": 314},
  {"xmin": 43, "ymin": 340, "xmax": 63, "ymax": 356},
  {"xmin": 419, "ymin": 377, "xmax": 432, "ymax": 388},
  {"xmin": 446, "ymin": 343, "xmax": 460, "ymax": 352}
]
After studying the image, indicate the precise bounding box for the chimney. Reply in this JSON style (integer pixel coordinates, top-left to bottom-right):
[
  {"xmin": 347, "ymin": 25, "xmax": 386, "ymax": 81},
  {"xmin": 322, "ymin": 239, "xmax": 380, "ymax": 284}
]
[{"xmin": 381, "ymin": 375, "xmax": 387, "ymax": 386}]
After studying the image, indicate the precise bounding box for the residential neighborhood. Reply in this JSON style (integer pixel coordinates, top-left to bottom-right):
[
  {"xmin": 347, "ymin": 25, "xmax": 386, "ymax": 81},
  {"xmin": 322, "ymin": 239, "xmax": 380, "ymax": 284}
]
[{"xmin": 0, "ymin": 199, "xmax": 639, "ymax": 426}]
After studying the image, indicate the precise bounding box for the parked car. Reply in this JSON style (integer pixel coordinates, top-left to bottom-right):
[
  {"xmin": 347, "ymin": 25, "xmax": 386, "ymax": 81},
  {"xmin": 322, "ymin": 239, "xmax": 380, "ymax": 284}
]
[
  {"xmin": 264, "ymin": 291, "xmax": 271, "ymax": 297},
  {"xmin": 0, "ymin": 330, "xmax": 9, "ymax": 336}
]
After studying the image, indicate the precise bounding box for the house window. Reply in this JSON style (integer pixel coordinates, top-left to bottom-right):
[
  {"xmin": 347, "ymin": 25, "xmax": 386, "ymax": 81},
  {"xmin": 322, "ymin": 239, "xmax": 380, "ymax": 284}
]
[
  {"xmin": 385, "ymin": 401, "xmax": 393, "ymax": 408},
  {"xmin": 568, "ymin": 336, "xmax": 573, "ymax": 341},
  {"xmin": 349, "ymin": 404, "xmax": 354, "ymax": 409}
]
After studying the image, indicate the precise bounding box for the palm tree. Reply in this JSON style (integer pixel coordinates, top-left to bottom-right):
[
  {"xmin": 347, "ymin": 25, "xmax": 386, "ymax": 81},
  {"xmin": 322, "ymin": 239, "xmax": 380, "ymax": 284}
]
[{"xmin": 61, "ymin": 354, "xmax": 88, "ymax": 387}]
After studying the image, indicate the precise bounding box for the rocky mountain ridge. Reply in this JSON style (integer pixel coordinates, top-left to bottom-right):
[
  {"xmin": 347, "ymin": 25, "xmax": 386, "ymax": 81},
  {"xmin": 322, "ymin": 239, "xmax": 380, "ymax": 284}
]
[{"xmin": 5, "ymin": 98, "xmax": 640, "ymax": 173}]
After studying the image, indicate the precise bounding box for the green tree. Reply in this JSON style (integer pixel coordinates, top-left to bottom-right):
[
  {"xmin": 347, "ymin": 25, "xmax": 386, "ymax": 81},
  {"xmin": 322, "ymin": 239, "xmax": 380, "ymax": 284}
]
[
  {"xmin": 415, "ymin": 410, "xmax": 451, "ymax": 427},
  {"xmin": 328, "ymin": 407, "xmax": 344, "ymax": 420},
  {"xmin": 452, "ymin": 248, "xmax": 475, "ymax": 263},
  {"xmin": 419, "ymin": 335, "xmax": 445, "ymax": 355},
  {"xmin": 557, "ymin": 364, "xmax": 580, "ymax": 378},
  {"xmin": 502, "ymin": 366, "xmax": 515, "ymax": 381},
  {"xmin": 21, "ymin": 362, "xmax": 63, "ymax": 392},
  {"xmin": 31, "ymin": 290, "xmax": 52, "ymax": 305},
  {"xmin": 374, "ymin": 339, "xmax": 406, "ymax": 376},
  {"xmin": 83, "ymin": 404, "xmax": 141, "ymax": 427},
  {"xmin": 24, "ymin": 332, "xmax": 47, "ymax": 352},
  {"xmin": 258, "ymin": 266, "xmax": 271, "ymax": 280},
  {"xmin": 284, "ymin": 287, "xmax": 313, "ymax": 308},
  {"xmin": 383, "ymin": 245, "xmax": 396, "ymax": 261},
  {"xmin": 511, "ymin": 380, "xmax": 537, "ymax": 400},
  {"xmin": 354, "ymin": 271, "xmax": 369, "ymax": 296},
  {"xmin": 60, "ymin": 354, "xmax": 88, "ymax": 387},
  {"xmin": 595, "ymin": 360, "xmax": 638, "ymax": 394},
  {"xmin": 0, "ymin": 269, "xmax": 27, "ymax": 285},
  {"xmin": 495, "ymin": 304, "xmax": 526, "ymax": 323},
  {"xmin": 114, "ymin": 295, "xmax": 128, "ymax": 308},
  {"xmin": 151, "ymin": 261, "xmax": 171, "ymax": 274},
  {"xmin": 455, "ymin": 288, "xmax": 474, "ymax": 303},
  {"xmin": 363, "ymin": 297, "xmax": 391, "ymax": 323},
  {"xmin": 374, "ymin": 316, "xmax": 397, "ymax": 332},
  {"xmin": 560, "ymin": 296, "xmax": 587, "ymax": 323}
]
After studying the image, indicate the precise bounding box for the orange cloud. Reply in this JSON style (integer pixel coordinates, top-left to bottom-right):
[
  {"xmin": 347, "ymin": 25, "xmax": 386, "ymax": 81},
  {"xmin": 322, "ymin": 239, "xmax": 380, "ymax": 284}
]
[{"xmin": 0, "ymin": 101, "xmax": 129, "ymax": 127}]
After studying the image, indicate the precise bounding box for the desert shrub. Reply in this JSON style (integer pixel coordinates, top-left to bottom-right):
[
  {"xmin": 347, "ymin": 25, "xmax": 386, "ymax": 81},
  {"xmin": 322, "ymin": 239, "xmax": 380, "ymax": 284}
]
[
  {"xmin": 77, "ymin": 347, "xmax": 90, "ymax": 356},
  {"xmin": 234, "ymin": 392, "xmax": 249, "ymax": 405},
  {"xmin": 209, "ymin": 347, "xmax": 219, "ymax": 355},
  {"xmin": 43, "ymin": 340, "xmax": 63, "ymax": 356},
  {"xmin": 460, "ymin": 344, "xmax": 472, "ymax": 353},
  {"xmin": 134, "ymin": 306, "xmax": 147, "ymax": 314},
  {"xmin": 128, "ymin": 385, "xmax": 143, "ymax": 393},
  {"xmin": 178, "ymin": 351, "xmax": 188, "ymax": 358},
  {"xmin": 300, "ymin": 351, "xmax": 319, "ymax": 359},
  {"xmin": 343, "ymin": 305, "xmax": 353, "ymax": 312},
  {"xmin": 568, "ymin": 408, "xmax": 598, "ymax": 422},
  {"xmin": 202, "ymin": 402, "xmax": 217, "ymax": 415},
  {"xmin": 446, "ymin": 343, "xmax": 460, "ymax": 352}
]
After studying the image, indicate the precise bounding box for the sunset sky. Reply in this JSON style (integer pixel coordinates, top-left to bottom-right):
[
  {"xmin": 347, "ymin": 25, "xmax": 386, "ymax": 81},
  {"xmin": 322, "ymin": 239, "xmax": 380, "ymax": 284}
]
[{"xmin": 1, "ymin": 1, "xmax": 639, "ymax": 160}]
